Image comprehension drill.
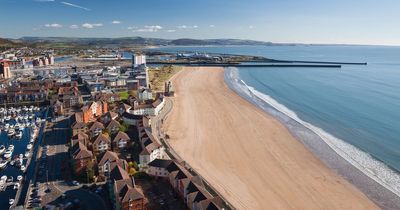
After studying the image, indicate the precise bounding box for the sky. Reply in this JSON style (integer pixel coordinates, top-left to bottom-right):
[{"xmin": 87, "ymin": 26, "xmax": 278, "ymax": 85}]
[{"xmin": 1, "ymin": 0, "xmax": 400, "ymax": 45}]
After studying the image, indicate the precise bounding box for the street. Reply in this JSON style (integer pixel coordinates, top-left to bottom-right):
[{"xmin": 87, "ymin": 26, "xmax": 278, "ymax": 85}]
[
  {"xmin": 30, "ymin": 115, "xmax": 109, "ymax": 209},
  {"xmin": 151, "ymin": 98, "xmax": 183, "ymax": 161}
]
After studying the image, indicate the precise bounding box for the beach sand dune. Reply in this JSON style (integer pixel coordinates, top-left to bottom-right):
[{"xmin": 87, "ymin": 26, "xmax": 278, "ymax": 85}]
[{"xmin": 164, "ymin": 67, "xmax": 378, "ymax": 210}]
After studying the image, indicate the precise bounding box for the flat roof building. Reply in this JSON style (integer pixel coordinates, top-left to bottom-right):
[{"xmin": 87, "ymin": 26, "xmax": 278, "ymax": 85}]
[
  {"xmin": 132, "ymin": 54, "xmax": 146, "ymax": 68},
  {"xmin": 0, "ymin": 61, "xmax": 12, "ymax": 79}
]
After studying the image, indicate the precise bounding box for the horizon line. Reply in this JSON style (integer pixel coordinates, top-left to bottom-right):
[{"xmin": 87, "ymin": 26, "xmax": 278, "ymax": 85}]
[{"xmin": 2, "ymin": 36, "xmax": 400, "ymax": 48}]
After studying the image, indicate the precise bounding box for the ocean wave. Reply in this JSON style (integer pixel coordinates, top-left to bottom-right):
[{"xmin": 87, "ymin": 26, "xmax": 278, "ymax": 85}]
[{"xmin": 225, "ymin": 67, "xmax": 400, "ymax": 197}]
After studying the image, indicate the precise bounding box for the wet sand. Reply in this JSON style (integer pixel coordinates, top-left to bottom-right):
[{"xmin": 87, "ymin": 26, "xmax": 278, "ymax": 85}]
[{"xmin": 164, "ymin": 67, "xmax": 379, "ymax": 209}]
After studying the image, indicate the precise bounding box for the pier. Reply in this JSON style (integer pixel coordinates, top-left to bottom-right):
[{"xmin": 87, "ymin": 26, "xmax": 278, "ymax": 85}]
[
  {"xmin": 147, "ymin": 61, "xmax": 342, "ymax": 68},
  {"xmin": 257, "ymin": 59, "xmax": 368, "ymax": 65},
  {"xmin": 15, "ymin": 108, "xmax": 48, "ymax": 207},
  {"xmin": 0, "ymin": 181, "xmax": 20, "ymax": 189}
]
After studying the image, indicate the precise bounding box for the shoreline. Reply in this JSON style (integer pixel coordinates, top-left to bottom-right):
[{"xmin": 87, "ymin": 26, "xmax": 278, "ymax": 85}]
[
  {"xmin": 224, "ymin": 67, "xmax": 400, "ymax": 209},
  {"xmin": 164, "ymin": 66, "xmax": 379, "ymax": 209}
]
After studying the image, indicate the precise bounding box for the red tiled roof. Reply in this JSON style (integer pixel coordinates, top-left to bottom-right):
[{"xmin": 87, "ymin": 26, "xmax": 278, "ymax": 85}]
[
  {"xmin": 93, "ymin": 134, "xmax": 111, "ymax": 145},
  {"xmin": 110, "ymin": 165, "xmax": 130, "ymax": 181},
  {"xmin": 106, "ymin": 120, "xmax": 121, "ymax": 130},
  {"xmin": 90, "ymin": 121, "xmax": 105, "ymax": 131},
  {"xmin": 98, "ymin": 151, "xmax": 119, "ymax": 166},
  {"xmin": 113, "ymin": 131, "xmax": 130, "ymax": 143},
  {"xmin": 72, "ymin": 142, "xmax": 93, "ymax": 159}
]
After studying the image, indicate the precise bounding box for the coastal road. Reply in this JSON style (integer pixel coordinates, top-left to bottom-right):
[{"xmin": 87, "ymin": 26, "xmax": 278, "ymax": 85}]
[
  {"xmin": 151, "ymin": 98, "xmax": 173, "ymax": 142},
  {"xmin": 151, "ymin": 95, "xmax": 186, "ymax": 162}
]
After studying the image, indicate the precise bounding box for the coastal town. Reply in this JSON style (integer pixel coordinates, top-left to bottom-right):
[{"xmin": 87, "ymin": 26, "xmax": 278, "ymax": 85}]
[
  {"xmin": 3, "ymin": 1, "xmax": 400, "ymax": 210},
  {"xmin": 0, "ymin": 47, "xmax": 229, "ymax": 210}
]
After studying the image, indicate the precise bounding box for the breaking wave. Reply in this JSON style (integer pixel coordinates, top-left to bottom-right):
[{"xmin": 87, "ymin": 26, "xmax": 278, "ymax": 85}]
[{"xmin": 224, "ymin": 67, "xmax": 400, "ymax": 197}]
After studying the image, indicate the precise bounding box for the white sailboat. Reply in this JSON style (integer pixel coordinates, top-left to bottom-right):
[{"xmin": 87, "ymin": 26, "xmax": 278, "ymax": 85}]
[
  {"xmin": 0, "ymin": 160, "xmax": 8, "ymax": 169},
  {"xmin": 0, "ymin": 145, "xmax": 5, "ymax": 154}
]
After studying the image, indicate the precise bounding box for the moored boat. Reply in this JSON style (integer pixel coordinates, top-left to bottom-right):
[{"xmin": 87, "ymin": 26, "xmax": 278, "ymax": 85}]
[
  {"xmin": 3, "ymin": 150, "xmax": 13, "ymax": 159},
  {"xmin": 8, "ymin": 145, "xmax": 14, "ymax": 151},
  {"xmin": 0, "ymin": 159, "xmax": 8, "ymax": 169},
  {"xmin": 15, "ymin": 131, "xmax": 23, "ymax": 139},
  {"xmin": 0, "ymin": 145, "xmax": 5, "ymax": 154},
  {"xmin": 7, "ymin": 129, "xmax": 15, "ymax": 137},
  {"xmin": 14, "ymin": 123, "xmax": 20, "ymax": 130}
]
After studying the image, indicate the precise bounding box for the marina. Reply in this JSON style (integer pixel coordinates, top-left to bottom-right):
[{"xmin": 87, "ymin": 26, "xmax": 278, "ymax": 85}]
[{"xmin": 0, "ymin": 105, "xmax": 45, "ymax": 208}]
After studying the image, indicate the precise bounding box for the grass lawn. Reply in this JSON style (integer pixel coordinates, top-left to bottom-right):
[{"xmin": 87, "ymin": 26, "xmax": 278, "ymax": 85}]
[
  {"xmin": 118, "ymin": 91, "xmax": 129, "ymax": 100},
  {"xmin": 148, "ymin": 65, "xmax": 182, "ymax": 92}
]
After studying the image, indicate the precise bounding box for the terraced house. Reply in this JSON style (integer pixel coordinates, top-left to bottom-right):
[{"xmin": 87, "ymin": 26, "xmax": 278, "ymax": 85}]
[{"xmin": 108, "ymin": 166, "xmax": 146, "ymax": 210}]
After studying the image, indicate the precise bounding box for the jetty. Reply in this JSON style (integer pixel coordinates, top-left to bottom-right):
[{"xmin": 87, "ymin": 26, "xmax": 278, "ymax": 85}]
[
  {"xmin": 0, "ymin": 182, "xmax": 20, "ymax": 190},
  {"xmin": 256, "ymin": 59, "xmax": 367, "ymax": 65},
  {"xmin": 147, "ymin": 61, "xmax": 342, "ymax": 68}
]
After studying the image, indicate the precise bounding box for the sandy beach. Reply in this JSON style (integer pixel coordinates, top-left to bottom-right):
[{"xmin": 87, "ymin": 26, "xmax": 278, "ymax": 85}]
[{"xmin": 164, "ymin": 67, "xmax": 379, "ymax": 209}]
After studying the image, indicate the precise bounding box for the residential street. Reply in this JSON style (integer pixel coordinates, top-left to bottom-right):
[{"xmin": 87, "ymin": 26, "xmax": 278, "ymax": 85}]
[{"xmin": 30, "ymin": 116, "xmax": 107, "ymax": 209}]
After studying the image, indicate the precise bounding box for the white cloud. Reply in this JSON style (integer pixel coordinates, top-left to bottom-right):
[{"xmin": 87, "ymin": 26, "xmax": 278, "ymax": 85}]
[
  {"xmin": 82, "ymin": 23, "xmax": 103, "ymax": 29},
  {"xmin": 209, "ymin": 25, "xmax": 215, "ymax": 28},
  {"xmin": 69, "ymin": 24, "xmax": 79, "ymax": 29},
  {"xmin": 60, "ymin": 1, "xmax": 91, "ymax": 11},
  {"xmin": 145, "ymin": 25, "xmax": 162, "ymax": 30},
  {"xmin": 135, "ymin": 28, "xmax": 154, "ymax": 32},
  {"xmin": 131, "ymin": 25, "xmax": 163, "ymax": 32},
  {"xmin": 127, "ymin": 26, "xmax": 137, "ymax": 30},
  {"xmin": 249, "ymin": 25, "xmax": 254, "ymax": 29},
  {"xmin": 112, "ymin": 20, "xmax": 121, "ymax": 24},
  {"xmin": 167, "ymin": 29, "xmax": 176, "ymax": 33},
  {"xmin": 177, "ymin": 25, "xmax": 199, "ymax": 29},
  {"xmin": 44, "ymin": 23, "xmax": 62, "ymax": 28}
]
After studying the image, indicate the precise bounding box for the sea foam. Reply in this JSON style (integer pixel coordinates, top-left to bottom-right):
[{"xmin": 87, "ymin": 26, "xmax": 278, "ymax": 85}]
[{"xmin": 225, "ymin": 67, "xmax": 400, "ymax": 197}]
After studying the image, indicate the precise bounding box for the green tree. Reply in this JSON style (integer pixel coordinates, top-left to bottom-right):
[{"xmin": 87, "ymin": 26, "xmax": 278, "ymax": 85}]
[
  {"xmin": 119, "ymin": 122, "xmax": 129, "ymax": 132},
  {"xmin": 84, "ymin": 161, "xmax": 95, "ymax": 183},
  {"xmin": 129, "ymin": 168, "xmax": 137, "ymax": 175},
  {"xmin": 128, "ymin": 161, "xmax": 139, "ymax": 171}
]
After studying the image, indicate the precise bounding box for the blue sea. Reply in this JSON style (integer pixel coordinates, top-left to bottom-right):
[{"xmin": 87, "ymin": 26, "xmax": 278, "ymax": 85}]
[{"xmin": 151, "ymin": 45, "xmax": 400, "ymax": 196}]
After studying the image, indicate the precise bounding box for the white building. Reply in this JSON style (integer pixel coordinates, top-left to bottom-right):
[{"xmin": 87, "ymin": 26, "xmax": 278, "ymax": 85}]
[
  {"xmin": 4, "ymin": 54, "xmax": 15, "ymax": 59},
  {"xmin": 130, "ymin": 98, "xmax": 165, "ymax": 116},
  {"xmin": 138, "ymin": 129, "xmax": 166, "ymax": 169},
  {"xmin": 48, "ymin": 56, "xmax": 55, "ymax": 65},
  {"xmin": 137, "ymin": 88, "xmax": 153, "ymax": 101},
  {"xmin": 0, "ymin": 62, "xmax": 12, "ymax": 79},
  {"xmin": 139, "ymin": 143, "xmax": 165, "ymax": 169},
  {"xmin": 132, "ymin": 54, "xmax": 146, "ymax": 68}
]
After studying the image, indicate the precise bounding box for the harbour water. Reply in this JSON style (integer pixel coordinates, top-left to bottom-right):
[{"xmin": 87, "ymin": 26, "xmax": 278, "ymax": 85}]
[
  {"xmin": 153, "ymin": 45, "xmax": 400, "ymax": 197},
  {"xmin": 0, "ymin": 106, "xmax": 44, "ymax": 208}
]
